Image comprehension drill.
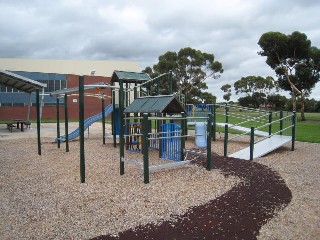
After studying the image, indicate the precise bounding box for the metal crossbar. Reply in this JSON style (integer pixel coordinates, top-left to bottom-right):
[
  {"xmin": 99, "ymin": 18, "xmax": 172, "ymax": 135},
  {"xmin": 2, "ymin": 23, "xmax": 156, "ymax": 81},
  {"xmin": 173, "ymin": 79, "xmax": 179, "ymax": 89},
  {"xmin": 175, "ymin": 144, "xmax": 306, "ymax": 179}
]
[{"xmin": 148, "ymin": 160, "xmax": 191, "ymax": 171}]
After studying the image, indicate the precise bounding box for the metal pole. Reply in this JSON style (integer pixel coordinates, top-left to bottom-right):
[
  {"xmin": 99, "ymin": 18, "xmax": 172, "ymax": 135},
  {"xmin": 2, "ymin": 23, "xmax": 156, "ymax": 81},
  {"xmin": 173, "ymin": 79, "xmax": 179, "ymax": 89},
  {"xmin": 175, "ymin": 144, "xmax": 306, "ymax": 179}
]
[
  {"xmin": 36, "ymin": 89, "xmax": 41, "ymax": 155},
  {"xmin": 250, "ymin": 127, "xmax": 254, "ymax": 160},
  {"xmin": 280, "ymin": 110, "xmax": 283, "ymax": 135},
  {"xmin": 64, "ymin": 94, "xmax": 69, "ymax": 152},
  {"xmin": 142, "ymin": 113, "xmax": 149, "ymax": 183},
  {"xmin": 268, "ymin": 111, "xmax": 272, "ymax": 136},
  {"xmin": 225, "ymin": 103, "xmax": 229, "ymax": 124},
  {"xmin": 112, "ymin": 89, "xmax": 116, "ymax": 148},
  {"xmin": 181, "ymin": 112, "xmax": 186, "ymax": 162},
  {"xmin": 27, "ymin": 93, "xmax": 32, "ymax": 122},
  {"xmin": 291, "ymin": 111, "xmax": 296, "ymax": 151},
  {"xmin": 79, "ymin": 76, "xmax": 85, "ymax": 183},
  {"xmin": 119, "ymin": 79, "xmax": 125, "ymax": 175},
  {"xmin": 40, "ymin": 87, "xmax": 45, "ymax": 123},
  {"xmin": 56, "ymin": 97, "xmax": 60, "ymax": 149},
  {"xmin": 169, "ymin": 70, "xmax": 173, "ymax": 94},
  {"xmin": 212, "ymin": 104, "xmax": 216, "ymax": 141},
  {"xmin": 102, "ymin": 95, "xmax": 106, "ymax": 145},
  {"xmin": 207, "ymin": 113, "xmax": 212, "ymax": 170},
  {"xmin": 224, "ymin": 124, "xmax": 228, "ymax": 157}
]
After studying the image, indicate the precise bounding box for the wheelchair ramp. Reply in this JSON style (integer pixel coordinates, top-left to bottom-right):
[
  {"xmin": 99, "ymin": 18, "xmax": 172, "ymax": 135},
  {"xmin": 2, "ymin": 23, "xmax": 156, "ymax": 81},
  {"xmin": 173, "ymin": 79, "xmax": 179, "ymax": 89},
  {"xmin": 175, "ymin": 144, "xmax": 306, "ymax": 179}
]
[
  {"xmin": 229, "ymin": 135, "xmax": 292, "ymax": 160},
  {"xmin": 216, "ymin": 122, "xmax": 269, "ymax": 137}
]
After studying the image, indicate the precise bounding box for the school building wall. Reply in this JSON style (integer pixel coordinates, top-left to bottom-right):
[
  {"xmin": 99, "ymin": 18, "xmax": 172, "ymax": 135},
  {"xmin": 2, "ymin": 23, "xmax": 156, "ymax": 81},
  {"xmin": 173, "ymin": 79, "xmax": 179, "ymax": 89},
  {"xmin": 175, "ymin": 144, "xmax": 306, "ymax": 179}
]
[{"xmin": 0, "ymin": 58, "xmax": 139, "ymax": 120}]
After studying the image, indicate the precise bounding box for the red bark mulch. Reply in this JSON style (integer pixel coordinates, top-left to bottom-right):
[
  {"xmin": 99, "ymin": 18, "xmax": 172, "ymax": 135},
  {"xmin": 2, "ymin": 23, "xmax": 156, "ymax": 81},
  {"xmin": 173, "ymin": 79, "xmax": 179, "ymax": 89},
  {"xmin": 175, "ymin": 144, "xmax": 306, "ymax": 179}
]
[{"xmin": 91, "ymin": 155, "xmax": 292, "ymax": 240}]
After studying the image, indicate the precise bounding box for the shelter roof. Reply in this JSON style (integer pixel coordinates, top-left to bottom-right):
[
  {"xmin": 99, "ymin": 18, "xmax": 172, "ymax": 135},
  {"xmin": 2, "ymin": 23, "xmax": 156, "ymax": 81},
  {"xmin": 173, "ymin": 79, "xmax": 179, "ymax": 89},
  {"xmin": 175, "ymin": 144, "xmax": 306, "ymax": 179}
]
[
  {"xmin": 111, "ymin": 70, "xmax": 150, "ymax": 84},
  {"xmin": 0, "ymin": 69, "xmax": 46, "ymax": 93},
  {"xmin": 124, "ymin": 95, "xmax": 186, "ymax": 114}
]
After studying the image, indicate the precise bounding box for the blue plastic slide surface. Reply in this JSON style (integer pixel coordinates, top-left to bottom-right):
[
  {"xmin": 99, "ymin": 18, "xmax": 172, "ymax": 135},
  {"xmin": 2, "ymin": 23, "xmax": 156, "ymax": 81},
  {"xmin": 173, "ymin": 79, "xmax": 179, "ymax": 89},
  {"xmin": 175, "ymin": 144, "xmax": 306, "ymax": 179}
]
[
  {"xmin": 55, "ymin": 104, "xmax": 113, "ymax": 142},
  {"xmin": 195, "ymin": 122, "xmax": 207, "ymax": 147}
]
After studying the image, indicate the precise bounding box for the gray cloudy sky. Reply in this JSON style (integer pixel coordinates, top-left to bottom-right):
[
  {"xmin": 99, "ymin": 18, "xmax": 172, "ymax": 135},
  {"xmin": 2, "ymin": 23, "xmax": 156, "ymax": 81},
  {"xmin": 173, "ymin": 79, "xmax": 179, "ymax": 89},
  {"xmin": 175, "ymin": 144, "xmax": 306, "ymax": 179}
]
[{"xmin": 1, "ymin": 0, "xmax": 320, "ymax": 101}]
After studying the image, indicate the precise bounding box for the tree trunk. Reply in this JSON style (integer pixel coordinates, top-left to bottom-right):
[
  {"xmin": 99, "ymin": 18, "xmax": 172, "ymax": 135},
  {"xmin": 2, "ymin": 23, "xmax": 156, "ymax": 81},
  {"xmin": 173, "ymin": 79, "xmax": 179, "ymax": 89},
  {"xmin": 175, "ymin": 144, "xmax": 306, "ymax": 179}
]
[
  {"xmin": 292, "ymin": 92, "xmax": 297, "ymax": 112},
  {"xmin": 300, "ymin": 95, "xmax": 306, "ymax": 121}
]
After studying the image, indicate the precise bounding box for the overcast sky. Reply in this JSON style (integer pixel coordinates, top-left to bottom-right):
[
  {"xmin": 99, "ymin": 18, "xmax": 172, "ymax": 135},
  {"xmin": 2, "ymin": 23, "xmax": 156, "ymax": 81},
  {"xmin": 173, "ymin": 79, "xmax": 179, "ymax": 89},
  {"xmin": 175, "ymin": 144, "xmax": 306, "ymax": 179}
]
[{"xmin": 1, "ymin": 0, "xmax": 320, "ymax": 101}]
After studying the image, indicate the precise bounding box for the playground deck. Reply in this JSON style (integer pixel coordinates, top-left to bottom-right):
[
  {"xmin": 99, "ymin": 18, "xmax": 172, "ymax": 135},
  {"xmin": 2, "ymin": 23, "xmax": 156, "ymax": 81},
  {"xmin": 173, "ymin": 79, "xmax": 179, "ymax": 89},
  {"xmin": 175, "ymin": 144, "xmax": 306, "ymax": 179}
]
[{"xmin": 229, "ymin": 135, "xmax": 292, "ymax": 160}]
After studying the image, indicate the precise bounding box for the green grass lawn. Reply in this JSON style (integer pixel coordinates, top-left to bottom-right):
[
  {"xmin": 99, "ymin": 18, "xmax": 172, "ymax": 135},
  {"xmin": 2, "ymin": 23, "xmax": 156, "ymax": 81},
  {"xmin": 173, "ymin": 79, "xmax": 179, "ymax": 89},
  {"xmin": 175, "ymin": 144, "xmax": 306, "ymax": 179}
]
[{"xmin": 295, "ymin": 112, "xmax": 320, "ymax": 143}]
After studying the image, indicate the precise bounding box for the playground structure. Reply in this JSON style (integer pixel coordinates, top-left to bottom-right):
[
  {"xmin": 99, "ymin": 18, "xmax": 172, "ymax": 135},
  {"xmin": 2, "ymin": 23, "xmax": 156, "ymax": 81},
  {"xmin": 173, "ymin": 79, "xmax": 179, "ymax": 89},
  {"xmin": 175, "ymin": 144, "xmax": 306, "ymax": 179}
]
[{"xmin": 37, "ymin": 70, "xmax": 296, "ymax": 184}]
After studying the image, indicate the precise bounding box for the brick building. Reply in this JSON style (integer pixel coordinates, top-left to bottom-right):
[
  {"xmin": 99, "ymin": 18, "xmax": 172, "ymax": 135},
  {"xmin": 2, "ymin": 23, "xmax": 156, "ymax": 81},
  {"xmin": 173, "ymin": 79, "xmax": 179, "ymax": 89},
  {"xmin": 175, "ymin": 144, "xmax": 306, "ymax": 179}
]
[{"xmin": 0, "ymin": 58, "xmax": 139, "ymax": 120}]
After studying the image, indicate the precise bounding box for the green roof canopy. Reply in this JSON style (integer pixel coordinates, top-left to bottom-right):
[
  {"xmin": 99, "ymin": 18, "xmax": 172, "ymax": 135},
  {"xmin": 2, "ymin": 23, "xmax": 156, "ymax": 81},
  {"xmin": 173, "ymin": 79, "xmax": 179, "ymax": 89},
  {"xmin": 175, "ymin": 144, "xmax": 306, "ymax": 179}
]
[
  {"xmin": 111, "ymin": 70, "xmax": 150, "ymax": 84},
  {"xmin": 124, "ymin": 95, "xmax": 186, "ymax": 114}
]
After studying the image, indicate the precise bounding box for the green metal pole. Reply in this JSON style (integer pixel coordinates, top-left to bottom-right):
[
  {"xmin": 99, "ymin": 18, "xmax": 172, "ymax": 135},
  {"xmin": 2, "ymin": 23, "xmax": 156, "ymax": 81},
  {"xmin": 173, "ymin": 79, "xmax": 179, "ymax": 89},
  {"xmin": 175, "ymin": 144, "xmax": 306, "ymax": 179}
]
[
  {"xmin": 181, "ymin": 112, "xmax": 186, "ymax": 162},
  {"xmin": 36, "ymin": 90, "xmax": 41, "ymax": 155},
  {"xmin": 224, "ymin": 124, "xmax": 228, "ymax": 157},
  {"xmin": 291, "ymin": 111, "xmax": 296, "ymax": 151},
  {"xmin": 142, "ymin": 113, "xmax": 149, "ymax": 184},
  {"xmin": 64, "ymin": 93, "xmax": 69, "ymax": 152},
  {"xmin": 134, "ymin": 82, "xmax": 138, "ymax": 99},
  {"xmin": 212, "ymin": 104, "xmax": 216, "ymax": 141},
  {"xmin": 56, "ymin": 97, "xmax": 60, "ymax": 148},
  {"xmin": 207, "ymin": 113, "xmax": 212, "ymax": 170},
  {"xmin": 79, "ymin": 76, "xmax": 85, "ymax": 183},
  {"xmin": 280, "ymin": 110, "xmax": 283, "ymax": 135},
  {"xmin": 119, "ymin": 79, "xmax": 125, "ymax": 175},
  {"xmin": 250, "ymin": 127, "xmax": 255, "ymax": 160},
  {"xmin": 225, "ymin": 103, "xmax": 229, "ymax": 124},
  {"xmin": 268, "ymin": 111, "xmax": 272, "ymax": 136},
  {"xmin": 102, "ymin": 95, "xmax": 106, "ymax": 145},
  {"xmin": 112, "ymin": 89, "xmax": 116, "ymax": 148}
]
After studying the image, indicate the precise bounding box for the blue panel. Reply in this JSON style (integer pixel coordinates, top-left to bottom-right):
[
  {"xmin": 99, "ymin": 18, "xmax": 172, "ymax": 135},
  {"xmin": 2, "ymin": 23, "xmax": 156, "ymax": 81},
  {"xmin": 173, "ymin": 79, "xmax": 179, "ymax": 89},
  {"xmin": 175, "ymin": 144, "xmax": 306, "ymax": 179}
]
[
  {"xmin": 0, "ymin": 92, "xmax": 63, "ymax": 104},
  {"xmin": 160, "ymin": 123, "xmax": 181, "ymax": 161}
]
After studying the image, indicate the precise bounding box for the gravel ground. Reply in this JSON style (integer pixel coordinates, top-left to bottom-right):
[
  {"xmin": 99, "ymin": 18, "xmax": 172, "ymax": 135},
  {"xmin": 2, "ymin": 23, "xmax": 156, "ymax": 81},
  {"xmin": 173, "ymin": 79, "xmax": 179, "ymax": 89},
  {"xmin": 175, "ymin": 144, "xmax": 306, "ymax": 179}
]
[{"xmin": 0, "ymin": 123, "xmax": 319, "ymax": 239}]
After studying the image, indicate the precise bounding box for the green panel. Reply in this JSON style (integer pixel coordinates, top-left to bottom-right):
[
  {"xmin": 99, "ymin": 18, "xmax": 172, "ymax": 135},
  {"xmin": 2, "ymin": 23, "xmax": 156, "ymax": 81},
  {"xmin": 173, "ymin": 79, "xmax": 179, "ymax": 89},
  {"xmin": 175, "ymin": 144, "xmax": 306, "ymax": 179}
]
[
  {"xmin": 124, "ymin": 95, "xmax": 185, "ymax": 114},
  {"xmin": 111, "ymin": 71, "xmax": 150, "ymax": 83}
]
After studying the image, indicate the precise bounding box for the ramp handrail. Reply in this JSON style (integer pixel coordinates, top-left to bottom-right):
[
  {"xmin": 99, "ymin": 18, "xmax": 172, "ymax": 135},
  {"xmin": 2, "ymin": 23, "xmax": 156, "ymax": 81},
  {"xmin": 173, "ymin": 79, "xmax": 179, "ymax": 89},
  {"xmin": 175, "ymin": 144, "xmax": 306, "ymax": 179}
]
[{"xmin": 224, "ymin": 111, "xmax": 296, "ymax": 159}]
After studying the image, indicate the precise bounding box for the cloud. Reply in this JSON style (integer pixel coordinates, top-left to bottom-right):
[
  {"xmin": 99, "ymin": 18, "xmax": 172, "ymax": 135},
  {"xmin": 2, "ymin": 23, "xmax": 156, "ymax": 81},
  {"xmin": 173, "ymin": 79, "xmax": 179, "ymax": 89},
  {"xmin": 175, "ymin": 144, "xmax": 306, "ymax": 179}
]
[{"xmin": 0, "ymin": 0, "xmax": 320, "ymax": 100}]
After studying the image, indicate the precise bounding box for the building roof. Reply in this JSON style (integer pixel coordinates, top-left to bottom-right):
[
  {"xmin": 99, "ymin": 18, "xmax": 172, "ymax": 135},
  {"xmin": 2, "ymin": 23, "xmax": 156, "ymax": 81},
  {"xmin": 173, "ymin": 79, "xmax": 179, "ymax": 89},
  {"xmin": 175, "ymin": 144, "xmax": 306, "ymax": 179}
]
[
  {"xmin": 111, "ymin": 70, "xmax": 150, "ymax": 84},
  {"xmin": 124, "ymin": 95, "xmax": 186, "ymax": 114},
  {"xmin": 0, "ymin": 69, "xmax": 47, "ymax": 93}
]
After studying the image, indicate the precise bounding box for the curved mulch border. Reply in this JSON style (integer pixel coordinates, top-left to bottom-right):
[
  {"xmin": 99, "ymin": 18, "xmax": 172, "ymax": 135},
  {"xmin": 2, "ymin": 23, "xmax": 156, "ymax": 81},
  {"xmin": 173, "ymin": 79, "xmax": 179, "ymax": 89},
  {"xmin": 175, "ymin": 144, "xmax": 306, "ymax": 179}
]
[{"xmin": 91, "ymin": 155, "xmax": 292, "ymax": 240}]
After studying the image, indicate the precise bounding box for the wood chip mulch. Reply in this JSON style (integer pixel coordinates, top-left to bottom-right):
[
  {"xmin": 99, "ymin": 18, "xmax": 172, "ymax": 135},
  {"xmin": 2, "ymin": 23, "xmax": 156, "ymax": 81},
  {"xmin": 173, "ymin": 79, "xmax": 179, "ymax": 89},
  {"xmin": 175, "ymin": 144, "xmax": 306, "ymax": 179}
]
[{"xmin": 91, "ymin": 154, "xmax": 292, "ymax": 240}]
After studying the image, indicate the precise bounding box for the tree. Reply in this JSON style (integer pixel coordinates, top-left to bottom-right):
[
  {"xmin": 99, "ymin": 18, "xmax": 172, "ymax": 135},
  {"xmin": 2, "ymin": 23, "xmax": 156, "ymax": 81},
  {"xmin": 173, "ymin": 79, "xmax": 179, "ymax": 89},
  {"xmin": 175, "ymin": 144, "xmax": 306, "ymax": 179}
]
[
  {"xmin": 233, "ymin": 76, "xmax": 277, "ymax": 108},
  {"xmin": 200, "ymin": 91, "xmax": 217, "ymax": 104},
  {"xmin": 220, "ymin": 84, "xmax": 232, "ymax": 102},
  {"xmin": 143, "ymin": 47, "xmax": 224, "ymax": 103},
  {"xmin": 238, "ymin": 96, "xmax": 253, "ymax": 108},
  {"xmin": 258, "ymin": 31, "xmax": 320, "ymax": 120},
  {"xmin": 267, "ymin": 94, "xmax": 288, "ymax": 111},
  {"xmin": 234, "ymin": 76, "xmax": 276, "ymax": 97}
]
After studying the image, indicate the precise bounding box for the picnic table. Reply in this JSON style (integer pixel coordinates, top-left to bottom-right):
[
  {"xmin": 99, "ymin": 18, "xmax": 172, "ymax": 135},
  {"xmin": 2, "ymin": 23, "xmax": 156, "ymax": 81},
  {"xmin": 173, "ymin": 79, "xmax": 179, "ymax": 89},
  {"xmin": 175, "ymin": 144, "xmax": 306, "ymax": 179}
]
[{"xmin": 7, "ymin": 119, "xmax": 31, "ymax": 132}]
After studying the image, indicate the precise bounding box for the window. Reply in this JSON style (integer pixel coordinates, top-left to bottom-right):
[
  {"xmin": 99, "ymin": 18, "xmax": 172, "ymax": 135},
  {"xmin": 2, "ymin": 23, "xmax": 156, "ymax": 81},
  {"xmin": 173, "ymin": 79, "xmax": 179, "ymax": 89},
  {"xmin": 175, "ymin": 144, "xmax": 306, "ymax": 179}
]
[{"xmin": 0, "ymin": 84, "xmax": 6, "ymax": 92}]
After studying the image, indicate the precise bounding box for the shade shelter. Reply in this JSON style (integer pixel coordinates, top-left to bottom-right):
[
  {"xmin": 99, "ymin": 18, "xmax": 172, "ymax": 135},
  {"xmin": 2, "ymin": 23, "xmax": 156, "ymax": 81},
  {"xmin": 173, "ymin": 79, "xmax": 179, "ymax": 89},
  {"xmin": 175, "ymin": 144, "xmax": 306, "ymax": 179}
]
[
  {"xmin": 0, "ymin": 69, "xmax": 47, "ymax": 121},
  {"xmin": 0, "ymin": 69, "xmax": 47, "ymax": 155}
]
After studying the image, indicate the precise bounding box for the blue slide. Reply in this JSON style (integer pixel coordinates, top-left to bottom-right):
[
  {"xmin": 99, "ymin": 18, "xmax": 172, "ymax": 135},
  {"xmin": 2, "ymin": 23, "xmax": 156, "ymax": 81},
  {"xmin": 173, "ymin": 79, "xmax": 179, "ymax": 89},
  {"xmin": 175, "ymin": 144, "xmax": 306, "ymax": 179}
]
[{"xmin": 55, "ymin": 104, "xmax": 113, "ymax": 142}]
